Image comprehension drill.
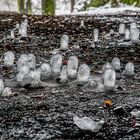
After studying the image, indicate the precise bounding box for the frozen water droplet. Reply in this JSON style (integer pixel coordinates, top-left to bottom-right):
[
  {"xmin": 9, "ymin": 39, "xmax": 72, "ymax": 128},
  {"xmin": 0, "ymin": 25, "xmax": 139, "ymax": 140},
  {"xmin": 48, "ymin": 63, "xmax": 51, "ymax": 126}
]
[
  {"xmin": 67, "ymin": 56, "xmax": 78, "ymax": 79},
  {"xmin": 4, "ymin": 51, "xmax": 15, "ymax": 67},
  {"xmin": 119, "ymin": 23, "xmax": 125, "ymax": 35},
  {"xmin": 103, "ymin": 68, "xmax": 116, "ymax": 92},
  {"xmin": 77, "ymin": 64, "xmax": 90, "ymax": 85},
  {"xmin": 111, "ymin": 57, "xmax": 121, "ymax": 71},
  {"xmin": 125, "ymin": 29, "xmax": 130, "ymax": 41},
  {"xmin": 60, "ymin": 34, "xmax": 69, "ymax": 51},
  {"xmin": 124, "ymin": 62, "xmax": 135, "ymax": 76},
  {"xmin": 0, "ymin": 79, "xmax": 4, "ymax": 94},
  {"xmin": 50, "ymin": 54, "xmax": 62, "ymax": 77},
  {"xmin": 40, "ymin": 63, "xmax": 52, "ymax": 80},
  {"xmin": 93, "ymin": 28, "xmax": 99, "ymax": 43}
]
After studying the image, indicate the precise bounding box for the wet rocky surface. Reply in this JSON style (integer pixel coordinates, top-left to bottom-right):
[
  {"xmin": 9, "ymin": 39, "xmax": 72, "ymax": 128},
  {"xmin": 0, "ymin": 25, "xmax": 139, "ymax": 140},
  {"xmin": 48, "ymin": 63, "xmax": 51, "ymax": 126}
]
[{"xmin": 0, "ymin": 12, "xmax": 140, "ymax": 139}]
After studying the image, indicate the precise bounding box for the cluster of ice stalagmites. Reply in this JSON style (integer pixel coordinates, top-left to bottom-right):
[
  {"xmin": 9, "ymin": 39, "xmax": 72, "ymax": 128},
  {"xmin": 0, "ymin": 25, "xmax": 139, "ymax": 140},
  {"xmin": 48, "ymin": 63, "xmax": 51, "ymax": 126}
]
[
  {"xmin": 119, "ymin": 22, "xmax": 140, "ymax": 44},
  {"xmin": 0, "ymin": 49, "xmax": 136, "ymax": 93}
]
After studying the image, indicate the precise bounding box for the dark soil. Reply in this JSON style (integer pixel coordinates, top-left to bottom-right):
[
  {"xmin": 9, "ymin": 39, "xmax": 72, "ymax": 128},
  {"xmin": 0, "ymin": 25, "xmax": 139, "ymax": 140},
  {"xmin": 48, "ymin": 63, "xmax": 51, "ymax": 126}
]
[{"xmin": 0, "ymin": 12, "xmax": 140, "ymax": 140}]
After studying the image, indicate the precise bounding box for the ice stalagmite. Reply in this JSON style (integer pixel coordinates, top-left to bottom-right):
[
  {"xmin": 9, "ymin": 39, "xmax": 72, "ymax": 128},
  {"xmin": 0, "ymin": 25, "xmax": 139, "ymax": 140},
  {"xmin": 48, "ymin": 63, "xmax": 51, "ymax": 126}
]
[
  {"xmin": 10, "ymin": 30, "xmax": 15, "ymax": 39},
  {"xmin": 16, "ymin": 65, "xmax": 30, "ymax": 86},
  {"xmin": 131, "ymin": 28, "xmax": 139, "ymax": 44},
  {"xmin": 0, "ymin": 79, "xmax": 4, "ymax": 95},
  {"xmin": 60, "ymin": 34, "xmax": 69, "ymax": 51},
  {"xmin": 58, "ymin": 65, "xmax": 68, "ymax": 84},
  {"xmin": 28, "ymin": 69, "xmax": 41, "ymax": 87},
  {"xmin": 28, "ymin": 54, "xmax": 36, "ymax": 69},
  {"xmin": 93, "ymin": 28, "xmax": 99, "ymax": 43},
  {"xmin": 67, "ymin": 56, "xmax": 78, "ymax": 79},
  {"xmin": 2, "ymin": 87, "xmax": 12, "ymax": 97},
  {"xmin": 19, "ymin": 19, "xmax": 28, "ymax": 37},
  {"xmin": 79, "ymin": 20, "xmax": 85, "ymax": 28},
  {"xmin": 16, "ymin": 23, "xmax": 20, "ymax": 29},
  {"xmin": 102, "ymin": 62, "xmax": 113, "ymax": 73},
  {"xmin": 111, "ymin": 57, "xmax": 121, "ymax": 71},
  {"xmin": 103, "ymin": 68, "xmax": 116, "ymax": 92},
  {"xmin": 119, "ymin": 23, "xmax": 125, "ymax": 35},
  {"xmin": 17, "ymin": 54, "xmax": 29, "ymax": 70},
  {"xmin": 77, "ymin": 64, "xmax": 90, "ymax": 85},
  {"xmin": 124, "ymin": 62, "xmax": 135, "ymax": 77},
  {"xmin": 50, "ymin": 54, "xmax": 62, "ymax": 77},
  {"xmin": 125, "ymin": 29, "xmax": 130, "ymax": 41},
  {"xmin": 130, "ymin": 22, "xmax": 137, "ymax": 33},
  {"xmin": 17, "ymin": 54, "xmax": 36, "ymax": 70},
  {"xmin": 3, "ymin": 51, "xmax": 15, "ymax": 68},
  {"xmin": 40, "ymin": 63, "xmax": 52, "ymax": 80}
]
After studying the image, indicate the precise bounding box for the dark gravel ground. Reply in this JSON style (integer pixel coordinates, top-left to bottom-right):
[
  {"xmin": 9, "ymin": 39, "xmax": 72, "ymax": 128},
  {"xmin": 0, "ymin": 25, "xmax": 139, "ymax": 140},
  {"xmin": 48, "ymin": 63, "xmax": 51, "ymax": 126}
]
[{"xmin": 0, "ymin": 12, "xmax": 140, "ymax": 140}]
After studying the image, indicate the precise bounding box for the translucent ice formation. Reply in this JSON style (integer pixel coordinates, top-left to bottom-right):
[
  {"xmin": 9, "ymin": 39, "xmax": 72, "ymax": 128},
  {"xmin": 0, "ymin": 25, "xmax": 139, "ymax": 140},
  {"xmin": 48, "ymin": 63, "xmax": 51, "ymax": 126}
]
[
  {"xmin": 50, "ymin": 54, "xmax": 62, "ymax": 77},
  {"xmin": 119, "ymin": 23, "xmax": 125, "ymax": 35},
  {"xmin": 103, "ymin": 68, "xmax": 116, "ymax": 92},
  {"xmin": 0, "ymin": 79, "xmax": 4, "ymax": 94},
  {"xmin": 93, "ymin": 28, "xmax": 99, "ymax": 43},
  {"xmin": 60, "ymin": 34, "xmax": 69, "ymax": 51},
  {"xmin": 40, "ymin": 63, "xmax": 52, "ymax": 80},
  {"xmin": 111, "ymin": 57, "xmax": 121, "ymax": 71},
  {"xmin": 67, "ymin": 56, "xmax": 78, "ymax": 79},
  {"xmin": 2, "ymin": 87, "xmax": 12, "ymax": 97},
  {"xmin": 124, "ymin": 62, "xmax": 135, "ymax": 76},
  {"xmin": 77, "ymin": 64, "xmax": 90, "ymax": 85},
  {"xmin": 74, "ymin": 116, "xmax": 104, "ymax": 132},
  {"xmin": 3, "ymin": 51, "xmax": 15, "ymax": 67}
]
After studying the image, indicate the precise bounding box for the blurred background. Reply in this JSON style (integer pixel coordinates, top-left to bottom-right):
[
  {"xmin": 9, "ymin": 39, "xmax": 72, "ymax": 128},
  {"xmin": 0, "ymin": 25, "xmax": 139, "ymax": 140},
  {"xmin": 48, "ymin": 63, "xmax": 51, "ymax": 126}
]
[{"xmin": 0, "ymin": 0, "xmax": 140, "ymax": 15}]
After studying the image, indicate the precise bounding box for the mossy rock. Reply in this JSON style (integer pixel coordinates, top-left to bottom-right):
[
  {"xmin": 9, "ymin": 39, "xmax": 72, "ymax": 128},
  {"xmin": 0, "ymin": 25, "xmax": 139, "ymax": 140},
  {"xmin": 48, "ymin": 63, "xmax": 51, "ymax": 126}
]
[
  {"xmin": 88, "ymin": 0, "xmax": 110, "ymax": 7},
  {"xmin": 42, "ymin": 0, "xmax": 55, "ymax": 15}
]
